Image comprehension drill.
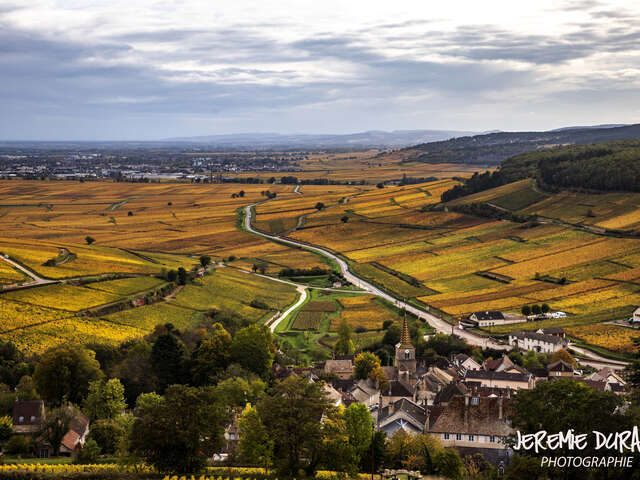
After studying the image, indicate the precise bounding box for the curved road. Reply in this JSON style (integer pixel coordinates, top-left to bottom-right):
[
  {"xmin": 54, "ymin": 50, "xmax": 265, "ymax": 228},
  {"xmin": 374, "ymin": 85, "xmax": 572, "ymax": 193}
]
[
  {"xmin": 0, "ymin": 255, "xmax": 58, "ymax": 290},
  {"xmin": 244, "ymin": 203, "xmax": 510, "ymax": 350}
]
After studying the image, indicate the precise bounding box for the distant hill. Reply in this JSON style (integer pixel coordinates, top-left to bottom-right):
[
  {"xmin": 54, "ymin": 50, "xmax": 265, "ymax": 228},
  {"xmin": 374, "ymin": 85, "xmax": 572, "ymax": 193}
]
[
  {"xmin": 163, "ymin": 129, "xmax": 477, "ymax": 149},
  {"xmin": 400, "ymin": 123, "xmax": 640, "ymax": 165},
  {"xmin": 441, "ymin": 139, "xmax": 640, "ymax": 203}
]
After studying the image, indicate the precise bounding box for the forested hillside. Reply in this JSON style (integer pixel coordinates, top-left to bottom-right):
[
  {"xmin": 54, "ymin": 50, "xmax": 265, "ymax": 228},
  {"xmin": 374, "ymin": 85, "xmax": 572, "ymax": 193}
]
[
  {"xmin": 402, "ymin": 123, "xmax": 640, "ymax": 165},
  {"xmin": 442, "ymin": 140, "xmax": 640, "ymax": 202}
]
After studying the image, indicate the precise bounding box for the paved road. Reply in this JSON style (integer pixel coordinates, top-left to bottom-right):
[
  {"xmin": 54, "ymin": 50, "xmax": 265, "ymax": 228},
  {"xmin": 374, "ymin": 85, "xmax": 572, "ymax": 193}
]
[
  {"xmin": 0, "ymin": 255, "xmax": 58, "ymax": 290},
  {"xmin": 268, "ymin": 285, "xmax": 307, "ymax": 332},
  {"xmin": 244, "ymin": 203, "xmax": 510, "ymax": 350},
  {"xmin": 568, "ymin": 344, "xmax": 629, "ymax": 370}
]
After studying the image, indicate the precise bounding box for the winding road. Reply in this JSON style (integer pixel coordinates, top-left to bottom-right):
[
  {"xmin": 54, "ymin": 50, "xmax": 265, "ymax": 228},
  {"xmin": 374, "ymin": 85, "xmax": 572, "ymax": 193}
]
[
  {"xmin": 244, "ymin": 202, "xmax": 510, "ymax": 351},
  {"xmin": 0, "ymin": 255, "xmax": 58, "ymax": 290}
]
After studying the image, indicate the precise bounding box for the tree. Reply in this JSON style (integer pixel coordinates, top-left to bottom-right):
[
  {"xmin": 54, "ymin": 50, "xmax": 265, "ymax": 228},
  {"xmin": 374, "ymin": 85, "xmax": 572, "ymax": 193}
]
[
  {"xmin": 238, "ymin": 404, "xmax": 273, "ymax": 470},
  {"xmin": 177, "ymin": 267, "xmax": 188, "ymax": 285},
  {"xmin": 341, "ymin": 215, "xmax": 349, "ymax": 223},
  {"xmin": 85, "ymin": 236, "xmax": 95, "ymax": 245},
  {"xmin": 521, "ymin": 305, "xmax": 531, "ymax": 316},
  {"xmin": 354, "ymin": 352, "xmax": 381, "ymax": 380},
  {"xmin": 34, "ymin": 345, "xmax": 103, "ymax": 405},
  {"xmin": 531, "ymin": 304, "xmax": 541, "ymax": 315},
  {"xmin": 376, "ymin": 182, "xmax": 384, "ymax": 188},
  {"xmin": 334, "ymin": 319, "xmax": 355, "ymax": 355},
  {"xmin": 199, "ymin": 255, "xmax": 211, "ymax": 268},
  {"xmin": 167, "ymin": 269, "xmax": 178, "ymax": 282},
  {"xmin": 75, "ymin": 438, "xmax": 101, "ymax": 463},
  {"xmin": 112, "ymin": 341, "xmax": 157, "ymax": 405},
  {"xmin": 510, "ymin": 379, "xmax": 626, "ymax": 462},
  {"xmin": 127, "ymin": 211, "xmax": 133, "ymax": 216},
  {"xmin": 151, "ymin": 333, "xmax": 187, "ymax": 392},
  {"xmin": 343, "ymin": 403, "xmax": 373, "ymax": 460},
  {"xmin": 549, "ymin": 349, "xmax": 577, "ymax": 368},
  {"xmin": 521, "ymin": 350, "xmax": 542, "ymax": 370},
  {"xmin": 258, "ymin": 376, "xmax": 335, "ymax": 479},
  {"xmin": 215, "ymin": 376, "xmax": 265, "ymax": 408},
  {"xmin": 88, "ymin": 418, "xmax": 127, "ymax": 454},
  {"xmin": 15, "ymin": 375, "xmax": 38, "ymax": 401},
  {"xmin": 130, "ymin": 385, "xmax": 225, "ymax": 473},
  {"xmin": 0, "ymin": 416, "xmax": 12, "ymax": 445},
  {"xmin": 541, "ymin": 303, "xmax": 550, "ymax": 313},
  {"xmin": 191, "ymin": 323, "xmax": 232, "ymax": 385},
  {"xmin": 315, "ymin": 202, "xmax": 325, "ymax": 210},
  {"xmin": 230, "ymin": 324, "xmax": 275, "ymax": 379},
  {"xmin": 83, "ymin": 378, "xmax": 126, "ymax": 421}
]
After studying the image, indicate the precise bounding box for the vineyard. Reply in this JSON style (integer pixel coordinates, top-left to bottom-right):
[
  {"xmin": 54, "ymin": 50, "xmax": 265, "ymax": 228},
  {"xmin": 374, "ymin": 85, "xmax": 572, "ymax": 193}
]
[{"xmin": 566, "ymin": 324, "xmax": 640, "ymax": 353}]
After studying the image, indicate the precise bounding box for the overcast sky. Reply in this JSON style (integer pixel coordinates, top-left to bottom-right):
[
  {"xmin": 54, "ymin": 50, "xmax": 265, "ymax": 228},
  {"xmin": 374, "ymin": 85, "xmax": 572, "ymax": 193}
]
[{"xmin": 1, "ymin": 0, "xmax": 640, "ymax": 140}]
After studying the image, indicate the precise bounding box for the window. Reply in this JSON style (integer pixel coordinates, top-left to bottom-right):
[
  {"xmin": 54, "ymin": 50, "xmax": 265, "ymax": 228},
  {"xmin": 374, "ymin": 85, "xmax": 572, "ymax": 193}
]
[
  {"xmin": 471, "ymin": 397, "xmax": 479, "ymax": 406},
  {"xmin": 490, "ymin": 436, "xmax": 496, "ymax": 443},
  {"xmin": 30, "ymin": 416, "xmax": 36, "ymax": 422},
  {"xmin": 455, "ymin": 434, "xmax": 462, "ymax": 441},
  {"xmin": 444, "ymin": 433, "xmax": 449, "ymax": 440},
  {"xmin": 468, "ymin": 435, "xmax": 474, "ymax": 441},
  {"xmin": 18, "ymin": 416, "xmax": 24, "ymax": 423},
  {"xmin": 404, "ymin": 349, "xmax": 410, "ymax": 360}
]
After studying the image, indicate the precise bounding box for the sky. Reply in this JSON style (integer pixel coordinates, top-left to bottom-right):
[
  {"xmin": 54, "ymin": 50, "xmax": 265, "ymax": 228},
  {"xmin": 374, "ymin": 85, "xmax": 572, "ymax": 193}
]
[{"xmin": 1, "ymin": 0, "xmax": 640, "ymax": 140}]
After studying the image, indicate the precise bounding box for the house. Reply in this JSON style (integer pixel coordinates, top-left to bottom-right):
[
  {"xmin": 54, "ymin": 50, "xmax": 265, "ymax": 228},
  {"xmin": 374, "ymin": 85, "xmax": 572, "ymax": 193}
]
[
  {"xmin": 426, "ymin": 394, "xmax": 513, "ymax": 466},
  {"xmin": 330, "ymin": 378, "xmax": 379, "ymax": 407},
  {"xmin": 58, "ymin": 411, "xmax": 90, "ymax": 456},
  {"xmin": 12, "ymin": 400, "xmax": 45, "ymax": 434},
  {"xmin": 462, "ymin": 311, "xmax": 527, "ymax": 328},
  {"xmin": 536, "ymin": 327, "xmax": 565, "ymax": 338},
  {"xmin": 453, "ymin": 354, "xmax": 482, "ymax": 373},
  {"xmin": 508, "ymin": 331, "xmax": 564, "ymax": 353},
  {"xmin": 323, "ymin": 359, "xmax": 354, "ymax": 379},
  {"xmin": 585, "ymin": 368, "xmax": 626, "ymax": 387},
  {"xmin": 632, "ymin": 307, "xmax": 640, "ymax": 322},
  {"xmin": 547, "ymin": 360, "xmax": 574, "ymax": 377},
  {"xmin": 375, "ymin": 398, "xmax": 429, "ymax": 435},
  {"xmin": 464, "ymin": 370, "xmax": 534, "ymax": 390}
]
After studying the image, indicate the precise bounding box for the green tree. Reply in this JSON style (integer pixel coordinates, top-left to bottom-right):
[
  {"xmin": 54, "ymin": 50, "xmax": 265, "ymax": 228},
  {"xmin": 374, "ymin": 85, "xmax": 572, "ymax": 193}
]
[
  {"xmin": 334, "ymin": 319, "xmax": 355, "ymax": 355},
  {"xmin": 191, "ymin": 323, "xmax": 232, "ymax": 385},
  {"xmin": 521, "ymin": 350, "xmax": 542, "ymax": 370},
  {"xmin": 434, "ymin": 448, "xmax": 464, "ymax": 479},
  {"xmin": 130, "ymin": 385, "xmax": 225, "ymax": 473},
  {"xmin": 541, "ymin": 303, "xmax": 550, "ymax": 313},
  {"xmin": 315, "ymin": 202, "xmax": 325, "ymax": 210},
  {"xmin": 258, "ymin": 376, "xmax": 335, "ymax": 479},
  {"xmin": 344, "ymin": 403, "xmax": 373, "ymax": 460},
  {"xmin": 341, "ymin": 215, "xmax": 349, "ymax": 223},
  {"xmin": 177, "ymin": 267, "xmax": 188, "ymax": 285},
  {"xmin": 521, "ymin": 305, "xmax": 531, "ymax": 316},
  {"xmin": 510, "ymin": 379, "xmax": 626, "ymax": 462},
  {"xmin": 215, "ymin": 376, "xmax": 265, "ymax": 408},
  {"xmin": 34, "ymin": 345, "xmax": 103, "ymax": 405},
  {"xmin": 151, "ymin": 332, "xmax": 187, "ymax": 392},
  {"xmin": 74, "ymin": 438, "xmax": 101, "ymax": 463},
  {"xmin": 531, "ymin": 304, "xmax": 541, "ymax": 315},
  {"xmin": 15, "ymin": 375, "xmax": 38, "ymax": 401},
  {"xmin": 230, "ymin": 324, "xmax": 274, "ymax": 379},
  {"xmin": 112, "ymin": 341, "xmax": 157, "ymax": 405},
  {"xmin": 88, "ymin": 418, "xmax": 127, "ymax": 454},
  {"xmin": 85, "ymin": 236, "xmax": 95, "ymax": 245},
  {"xmin": 354, "ymin": 352, "xmax": 381, "ymax": 380},
  {"xmin": 199, "ymin": 255, "xmax": 211, "ymax": 268},
  {"xmin": 238, "ymin": 404, "xmax": 273, "ymax": 470},
  {"xmin": 83, "ymin": 378, "xmax": 126, "ymax": 421}
]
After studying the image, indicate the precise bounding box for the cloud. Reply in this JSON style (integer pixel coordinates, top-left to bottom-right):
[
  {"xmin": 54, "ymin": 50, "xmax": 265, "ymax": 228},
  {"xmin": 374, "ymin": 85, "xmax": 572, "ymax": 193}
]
[{"xmin": 0, "ymin": 0, "xmax": 639, "ymax": 139}]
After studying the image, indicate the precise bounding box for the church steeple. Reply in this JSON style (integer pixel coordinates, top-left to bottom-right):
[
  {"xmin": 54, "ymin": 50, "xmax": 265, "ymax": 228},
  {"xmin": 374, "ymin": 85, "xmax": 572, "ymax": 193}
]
[
  {"xmin": 395, "ymin": 311, "xmax": 416, "ymax": 374},
  {"xmin": 398, "ymin": 311, "xmax": 413, "ymax": 348}
]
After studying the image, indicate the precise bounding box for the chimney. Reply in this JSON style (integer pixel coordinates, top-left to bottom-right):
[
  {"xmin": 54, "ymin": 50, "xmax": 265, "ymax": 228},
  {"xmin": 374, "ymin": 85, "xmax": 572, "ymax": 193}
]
[
  {"xmin": 464, "ymin": 392, "xmax": 470, "ymax": 426},
  {"xmin": 498, "ymin": 395, "xmax": 503, "ymax": 420}
]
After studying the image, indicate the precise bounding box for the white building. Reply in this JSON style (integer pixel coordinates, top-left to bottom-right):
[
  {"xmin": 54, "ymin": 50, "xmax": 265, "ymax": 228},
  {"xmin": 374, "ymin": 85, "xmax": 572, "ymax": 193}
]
[{"xmin": 508, "ymin": 331, "xmax": 564, "ymax": 353}]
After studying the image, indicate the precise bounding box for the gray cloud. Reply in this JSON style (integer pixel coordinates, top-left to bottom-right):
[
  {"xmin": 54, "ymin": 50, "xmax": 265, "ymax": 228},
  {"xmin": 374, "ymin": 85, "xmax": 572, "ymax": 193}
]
[{"xmin": 0, "ymin": 2, "xmax": 639, "ymax": 139}]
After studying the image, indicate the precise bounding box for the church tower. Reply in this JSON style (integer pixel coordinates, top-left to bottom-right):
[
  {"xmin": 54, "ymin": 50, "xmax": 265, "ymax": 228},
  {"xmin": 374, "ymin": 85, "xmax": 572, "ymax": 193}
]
[{"xmin": 395, "ymin": 312, "xmax": 416, "ymax": 374}]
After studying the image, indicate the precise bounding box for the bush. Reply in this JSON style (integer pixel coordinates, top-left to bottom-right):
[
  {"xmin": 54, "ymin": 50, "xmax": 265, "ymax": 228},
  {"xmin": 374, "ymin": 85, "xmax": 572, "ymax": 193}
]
[
  {"xmin": 5, "ymin": 434, "xmax": 33, "ymax": 455},
  {"xmin": 88, "ymin": 419, "xmax": 126, "ymax": 454},
  {"xmin": 73, "ymin": 438, "xmax": 101, "ymax": 463}
]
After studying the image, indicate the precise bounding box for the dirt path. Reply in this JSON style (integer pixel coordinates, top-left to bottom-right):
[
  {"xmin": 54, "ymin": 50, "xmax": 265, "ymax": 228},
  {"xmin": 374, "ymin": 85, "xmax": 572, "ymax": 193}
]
[
  {"xmin": 0, "ymin": 255, "xmax": 58, "ymax": 291},
  {"xmin": 268, "ymin": 285, "xmax": 307, "ymax": 332}
]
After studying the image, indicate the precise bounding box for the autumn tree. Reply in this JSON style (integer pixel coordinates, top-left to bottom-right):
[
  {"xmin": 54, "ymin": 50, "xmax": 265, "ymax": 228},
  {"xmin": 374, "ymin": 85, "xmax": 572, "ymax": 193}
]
[{"xmin": 334, "ymin": 319, "xmax": 355, "ymax": 355}]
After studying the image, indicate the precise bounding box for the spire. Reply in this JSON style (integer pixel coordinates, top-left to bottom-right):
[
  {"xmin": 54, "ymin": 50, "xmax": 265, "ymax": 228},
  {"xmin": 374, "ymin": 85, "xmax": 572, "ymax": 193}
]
[{"xmin": 399, "ymin": 310, "xmax": 412, "ymax": 348}]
